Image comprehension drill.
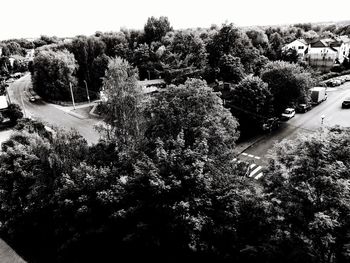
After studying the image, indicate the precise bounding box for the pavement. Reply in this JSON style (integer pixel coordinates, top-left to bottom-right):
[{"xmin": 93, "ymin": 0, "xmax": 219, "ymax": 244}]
[
  {"xmin": 0, "ymin": 239, "xmax": 26, "ymax": 263},
  {"xmin": 7, "ymin": 74, "xmax": 101, "ymax": 144},
  {"xmin": 235, "ymin": 81, "xmax": 350, "ymax": 180}
]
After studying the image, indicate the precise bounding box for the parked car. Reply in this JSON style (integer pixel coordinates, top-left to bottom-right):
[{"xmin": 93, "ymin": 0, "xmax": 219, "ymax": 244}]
[
  {"xmin": 29, "ymin": 96, "xmax": 36, "ymax": 102},
  {"xmin": 296, "ymin": 103, "xmax": 312, "ymax": 113},
  {"xmin": 261, "ymin": 117, "xmax": 280, "ymax": 132},
  {"xmin": 342, "ymin": 97, "xmax": 350, "ymax": 109},
  {"xmin": 281, "ymin": 108, "xmax": 295, "ymax": 120}
]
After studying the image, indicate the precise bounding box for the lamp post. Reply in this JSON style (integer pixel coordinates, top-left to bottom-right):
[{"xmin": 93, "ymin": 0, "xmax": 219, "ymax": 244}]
[{"xmin": 83, "ymin": 80, "xmax": 90, "ymax": 104}]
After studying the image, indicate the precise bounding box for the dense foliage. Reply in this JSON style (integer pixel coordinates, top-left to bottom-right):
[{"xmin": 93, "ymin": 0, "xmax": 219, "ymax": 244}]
[
  {"xmin": 1, "ymin": 18, "xmax": 350, "ymax": 263},
  {"xmin": 261, "ymin": 61, "xmax": 315, "ymax": 114},
  {"xmin": 32, "ymin": 49, "xmax": 78, "ymax": 101}
]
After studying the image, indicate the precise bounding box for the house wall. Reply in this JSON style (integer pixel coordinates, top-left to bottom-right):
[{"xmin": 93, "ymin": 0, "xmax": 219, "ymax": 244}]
[
  {"xmin": 283, "ymin": 39, "xmax": 307, "ymax": 57},
  {"xmin": 306, "ymin": 47, "xmax": 337, "ymax": 72}
]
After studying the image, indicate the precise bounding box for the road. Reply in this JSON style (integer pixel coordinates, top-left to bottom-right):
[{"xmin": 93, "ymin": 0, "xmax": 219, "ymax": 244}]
[
  {"xmin": 239, "ymin": 82, "xmax": 350, "ymax": 177},
  {"xmin": 7, "ymin": 74, "xmax": 100, "ymax": 144}
]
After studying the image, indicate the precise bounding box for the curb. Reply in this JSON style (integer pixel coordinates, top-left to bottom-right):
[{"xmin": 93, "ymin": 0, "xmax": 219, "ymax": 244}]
[
  {"xmin": 67, "ymin": 111, "xmax": 87, "ymax": 120},
  {"xmin": 89, "ymin": 103, "xmax": 101, "ymax": 118},
  {"xmin": 236, "ymin": 135, "xmax": 267, "ymax": 155}
]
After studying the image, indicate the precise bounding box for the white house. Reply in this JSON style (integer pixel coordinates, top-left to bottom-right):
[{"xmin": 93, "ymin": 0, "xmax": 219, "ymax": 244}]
[
  {"xmin": 282, "ymin": 38, "xmax": 309, "ymax": 58},
  {"xmin": 306, "ymin": 36, "xmax": 350, "ymax": 72}
]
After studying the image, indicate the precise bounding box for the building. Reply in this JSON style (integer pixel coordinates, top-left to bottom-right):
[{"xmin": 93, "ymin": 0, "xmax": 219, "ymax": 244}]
[
  {"xmin": 138, "ymin": 78, "xmax": 165, "ymax": 94},
  {"xmin": 282, "ymin": 38, "xmax": 309, "ymax": 59},
  {"xmin": 284, "ymin": 35, "xmax": 350, "ymax": 72},
  {"xmin": 99, "ymin": 79, "xmax": 166, "ymax": 102},
  {"xmin": 306, "ymin": 36, "xmax": 350, "ymax": 72}
]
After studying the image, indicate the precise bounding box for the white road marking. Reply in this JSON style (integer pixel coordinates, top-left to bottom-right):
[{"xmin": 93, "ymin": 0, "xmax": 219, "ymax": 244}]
[
  {"xmin": 254, "ymin": 156, "xmax": 261, "ymax": 160},
  {"xmin": 249, "ymin": 166, "xmax": 262, "ymax": 177},
  {"xmin": 249, "ymin": 163, "xmax": 256, "ymax": 169},
  {"xmin": 248, "ymin": 154, "xmax": 254, "ymax": 158},
  {"xmin": 242, "ymin": 153, "xmax": 248, "ymax": 156},
  {"xmin": 255, "ymin": 173, "xmax": 264, "ymax": 179}
]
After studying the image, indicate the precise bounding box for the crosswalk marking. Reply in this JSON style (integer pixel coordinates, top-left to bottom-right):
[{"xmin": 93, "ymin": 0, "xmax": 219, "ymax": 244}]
[
  {"xmin": 254, "ymin": 156, "xmax": 261, "ymax": 160},
  {"xmin": 249, "ymin": 163, "xmax": 256, "ymax": 169},
  {"xmin": 248, "ymin": 154, "xmax": 254, "ymax": 158},
  {"xmin": 242, "ymin": 153, "xmax": 248, "ymax": 156},
  {"xmin": 249, "ymin": 166, "xmax": 262, "ymax": 177},
  {"xmin": 232, "ymin": 157, "xmax": 264, "ymax": 180},
  {"xmin": 254, "ymin": 172, "xmax": 264, "ymax": 179}
]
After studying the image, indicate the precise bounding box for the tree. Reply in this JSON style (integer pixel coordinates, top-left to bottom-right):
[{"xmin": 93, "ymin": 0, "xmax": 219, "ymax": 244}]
[
  {"xmin": 6, "ymin": 103, "xmax": 23, "ymax": 123},
  {"xmin": 228, "ymin": 76, "xmax": 273, "ymax": 136},
  {"xmin": 246, "ymin": 28, "xmax": 270, "ymax": 54},
  {"xmin": 99, "ymin": 57, "xmax": 144, "ymax": 149},
  {"xmin": 32, "ymin": 49, "xmax": 78, "ymax": 101},
  {"xmin": 167, "ymin": 30, "xmax": 207, "ymax": 70},
  {"xmin": 218, "ymin": 54, "xmax": 245, "ymax": 83},
  {"xmin": 261, "ymin": 61, "xmax": 314, "ymax": 114},
  {"xmin": 266, "ymin": 32, "xmax": 284, "ymax": 60},
  {"xmin": 100, "ymin": 32, "xmax": 130, "ymax": 59},
  {"xmin": 207, "ymin": 23, "xmax": 257, "ymax": 75},
  {"xmin": 144, "ymin": 78, "xmax": 239, "ymax": 163},
  {"xmin": 263, "ymin": 127, "xmax": 350, "ymax": 263},
  {"xmin": 144, "ymin": 16, "xmax": 173, "ymax": 43},
  {"xmin": 281, "ymin": 48, "xmax": 299, "ymax": 63},
  {"xmin": 68, "ymin": 36, "xmax": 106, "ymax": 98}
]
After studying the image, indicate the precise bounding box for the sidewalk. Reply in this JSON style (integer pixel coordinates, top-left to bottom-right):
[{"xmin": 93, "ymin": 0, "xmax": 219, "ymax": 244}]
[
  {"xmin": 235, "ymin": 134, "xmax": 266, "ymax": 155},
  {"xmin": 52, "ymin": 101, "xmax": 101, "ymax": 120}
]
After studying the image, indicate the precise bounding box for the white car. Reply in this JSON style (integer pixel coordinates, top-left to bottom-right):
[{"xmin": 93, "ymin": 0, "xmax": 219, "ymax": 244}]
[{"xmin": 281, "ymin": 108, "xmax": 295, "ymax": 120}]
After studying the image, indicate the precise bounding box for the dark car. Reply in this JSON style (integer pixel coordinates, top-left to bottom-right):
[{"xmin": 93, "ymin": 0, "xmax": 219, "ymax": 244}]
[
  {"xmin": 342, "ymin": 97, "xmax": 350, "ymax": 109},
  {"xmin": 262, "ymin": 117, "xmax": 280, "ymax": 132},
  {"xmin": 296, "ymin": 103, "xmax": 312, "ymax": 113}
]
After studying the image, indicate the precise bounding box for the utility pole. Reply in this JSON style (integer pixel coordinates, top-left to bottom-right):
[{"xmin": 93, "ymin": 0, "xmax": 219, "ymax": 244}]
[
  {"xmin": 83, "ymin": 80, "xmax": 90, "ymax": 104},
  {"xmin": 69, "ymin": 82, "xmax": 76, "ymax": 110}
]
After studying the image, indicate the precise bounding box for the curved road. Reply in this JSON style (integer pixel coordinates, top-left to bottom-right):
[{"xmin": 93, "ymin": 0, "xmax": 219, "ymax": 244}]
[
  {"xmin": 241, "ymin": 82, "xmax": 350, "ymax": 166},
  {"xmin": 7, "ymin": 74, "xmax": 100, "ymax": 144}
]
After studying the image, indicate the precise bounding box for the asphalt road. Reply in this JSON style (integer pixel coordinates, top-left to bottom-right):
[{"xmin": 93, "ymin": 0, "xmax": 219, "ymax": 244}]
[
  {"xmin": 240, "ymin": 82, "xmax": 350, "ymax": 166},
  {"xmin": 7, "ymin": 74, "xmax": 101, "ymax": 144}
]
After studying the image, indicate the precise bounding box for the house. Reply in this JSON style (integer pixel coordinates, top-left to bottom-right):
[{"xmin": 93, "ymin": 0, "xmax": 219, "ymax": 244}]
[
  {"xmin": 282, "ymin": 38, "xmax": 309, "ymax": 59},
  {"xmin": 138, "ymin": 78, "xmax": 165, "ymax": 94},
  {"xmin": 305, "ymin": 36, "xmax": 350, "ymax": 72},
  {"xmin": 99, "ymin": 79, "xmax": 166, "ymax": 102}
]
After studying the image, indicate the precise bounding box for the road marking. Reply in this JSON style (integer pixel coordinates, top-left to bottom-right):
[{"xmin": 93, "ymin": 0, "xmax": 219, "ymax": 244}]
[
  {"xmin": 249, "ymin": 166, "xmax": 262, "ymax": 177},
  {"xmin": 255, "ymin": 173, "xmax": 264, "ymax": 179},
  {"xmin": 248, "ymin": 154, "xmax": 254, "ymax": 157},
  {"xmin": 249, "ymin": 163, "xmax": 256, "ymax": 169},
  {"xmin": 242, "ymin": 153, "xmax": 248, "ymax": 156},
  {"xmin": 254, "ymin": 156, "xmax": 261, "ymax": 160},
  {"xmin": 232, "ymin": 158, "xmax": 237, "ymax": 162}
]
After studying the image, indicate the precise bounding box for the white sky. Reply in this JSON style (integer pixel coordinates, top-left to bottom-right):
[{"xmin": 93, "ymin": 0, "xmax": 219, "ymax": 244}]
[{"xmin": 1, "ymin": 0, "xmax": 349, "ymax": 40}]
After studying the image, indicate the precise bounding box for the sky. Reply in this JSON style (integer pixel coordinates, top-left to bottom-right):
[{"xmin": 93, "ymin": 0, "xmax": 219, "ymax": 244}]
[{"xmin": 1, "ymin": 0, "xmax": 349, "ymax": 40}]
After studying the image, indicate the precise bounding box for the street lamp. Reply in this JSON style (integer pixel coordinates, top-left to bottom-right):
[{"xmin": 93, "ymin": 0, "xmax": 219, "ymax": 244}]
[{"xmin": 83, "ymin": 80, "xmax": 90, "ymax": 104}]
